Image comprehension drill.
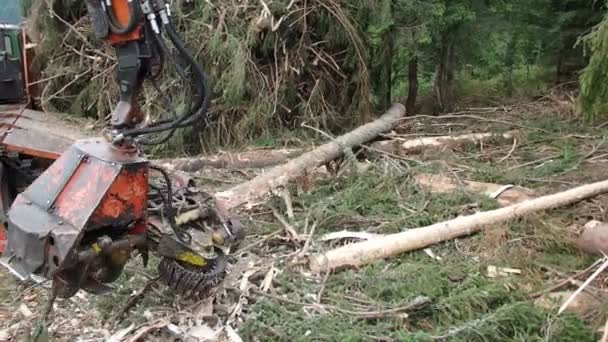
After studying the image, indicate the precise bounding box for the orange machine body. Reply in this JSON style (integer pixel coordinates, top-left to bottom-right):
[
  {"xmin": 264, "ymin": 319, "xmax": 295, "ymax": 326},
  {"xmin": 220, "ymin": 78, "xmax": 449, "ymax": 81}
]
[
  {"xmin": 107, "ymin": 0, "xmax": 143, "ymax": 45},
  {"xmin": 0, "ymin": 138, "xmax": 148, "ymax": 279}
]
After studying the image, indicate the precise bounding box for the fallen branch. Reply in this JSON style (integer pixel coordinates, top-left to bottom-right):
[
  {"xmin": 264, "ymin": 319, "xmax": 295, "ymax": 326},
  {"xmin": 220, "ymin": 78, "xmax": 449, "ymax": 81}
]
[
  {"xmin": 558, "ymin": 257, "xmax": 608, "ymax": 315},
  {"xmin": 370, "ymin": 131, "xmax": 518, "ymax": 155},
  {"xmin": 329, "ymin": 295, "xmax": 431, "ymax": 320},
  {"xmin": 529, "ymin": 260, "xmax": 603, "ymax": 299},
  {"xmin": 413, "ymin": 174, "xmax": 536, "ymax": 207},
  {"xmin": 309, "ymin": 178, "xmax": 608, "ymax": 273},
  {"xmin": 156, "ymin": 148, "xmax": 305, "ymax": 171},
  {"xmin": 215, "ymin": 103, "xmax": 406, "ymax": 210}
]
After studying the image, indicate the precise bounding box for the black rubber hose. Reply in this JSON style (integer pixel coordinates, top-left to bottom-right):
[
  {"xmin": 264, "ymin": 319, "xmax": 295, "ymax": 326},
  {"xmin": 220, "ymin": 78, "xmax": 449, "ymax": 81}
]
[
  {"xmin": 149, "ymin": 165, "xmax": 191, "ymax": 244},
  {"xmin": 165, "ymin": 22, "xmax": 207, "ymax": 113},
  {"xmin": 134, "ymin": 32, "xmax": 196, "ymax": 146},
  {"xmin": 142, "ymin": 20, "xmax": 208, "ymax": 130},
  {"xmin": 119, "ymin": 20, "xmax": 209, "ymax": 138},
  {"xmin": 152, "ymin": 31, "xmax": 190, "ymax": 83},
  {"xmin": 146, "ymin": 31, "xmax": 195, "ymax": 126},
  {"xmin": 163, "ymin": 21, "xmax": 209, "ymax": 128}
]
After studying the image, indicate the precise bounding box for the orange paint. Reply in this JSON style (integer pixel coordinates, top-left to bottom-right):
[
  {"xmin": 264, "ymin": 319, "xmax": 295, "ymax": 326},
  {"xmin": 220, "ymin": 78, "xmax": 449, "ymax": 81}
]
[
  {"xmin": 40, "ymin": 139, "xmax": 149, "ymax": 233},
  {"xmin": 90, "ymin": 167, "xmax": 148, "ymax": 225},
  {"xmin": 53, "ymin": 158, "xmax": 121, "ymax": 229},
  {"xmin": 0, "ymin": 227, "xmax": 5, "ymax": 253},
  {"xmin": 4, "ymin": 144, "xmax": 61, "ymax": 160},
  {"xmin": 107, "ymin": 0, "xmax": 143, "ymax": 45},
  {"xmin": 108, "ymin": 24, "xmax": 143, "ymax": 45},
  {"xmin": 110, "ymin": 0, "xmax": 134, "ymax": 27}
]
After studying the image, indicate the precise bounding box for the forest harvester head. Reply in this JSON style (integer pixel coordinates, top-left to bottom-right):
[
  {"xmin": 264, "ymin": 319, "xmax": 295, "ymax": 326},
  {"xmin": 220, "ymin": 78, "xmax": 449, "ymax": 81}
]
[{"xmin": 0, "ymin": 0, "xmax": 243, "ymax": 303}]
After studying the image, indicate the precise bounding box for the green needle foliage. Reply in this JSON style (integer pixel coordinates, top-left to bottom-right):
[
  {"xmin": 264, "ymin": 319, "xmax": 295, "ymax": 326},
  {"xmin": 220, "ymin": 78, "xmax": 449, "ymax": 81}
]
[
  {"xmin": 17, "ymin": 0, "xmax": 606, "ymax": 152},
  {"xmin": 578, "ymin": 8, "xmax": 608, "ymax": 121}
]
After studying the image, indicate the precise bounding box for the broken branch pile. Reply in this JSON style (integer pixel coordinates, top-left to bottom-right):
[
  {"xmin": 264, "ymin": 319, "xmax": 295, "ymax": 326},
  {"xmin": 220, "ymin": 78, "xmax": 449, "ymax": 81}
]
[{"xmin": 25, "ymin": 0, "xmax": 373, "ymax": 147}]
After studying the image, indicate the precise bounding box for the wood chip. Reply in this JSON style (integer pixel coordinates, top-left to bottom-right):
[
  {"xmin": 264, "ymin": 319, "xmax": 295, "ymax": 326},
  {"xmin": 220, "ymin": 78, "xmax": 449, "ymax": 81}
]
[
  {"xmin": 489, "ymin": 185, "xmax": 514, "ymax": 199},
  {"xmin": 187, "ymin": 324, "xmax": 220, "ymax": 341},
  {"xmin": 260, "ymin": 266, "xmax": 279, "ymax": 293},
  {"xmin": 107, "ymin": 323, "xmax": 135, "ymax": 342},
  {"xmin": 423, "ymin": 248, "xmax": 442, "ymax": 261},
  {"xmin": 19, "ymin": 303, "xmax": 33, "ymax": 318},
  {"xmin": 127, "ymin": 319, "xmax": 170, "ymax": 342},
  {"xmin": 320, "ymin": 230, "xmax": 384, "ymax": 242},
  {"xmin": 487, "ymin": 265, "xmax": 521, "ymax": 278},
  {"xmin": 225, "ymin": 326, "xmax": 243, "ymax": 342}
]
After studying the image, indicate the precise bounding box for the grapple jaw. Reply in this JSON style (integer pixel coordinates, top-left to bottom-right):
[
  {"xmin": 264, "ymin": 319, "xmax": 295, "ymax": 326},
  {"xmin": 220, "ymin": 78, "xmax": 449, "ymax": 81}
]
[
  {"xmin": 0, "ymin": 138, "xmax": 149, "ymax": 292},
  {"xmin": 1, "ymin": 196, "xmax": 82, "ymax": 281}
]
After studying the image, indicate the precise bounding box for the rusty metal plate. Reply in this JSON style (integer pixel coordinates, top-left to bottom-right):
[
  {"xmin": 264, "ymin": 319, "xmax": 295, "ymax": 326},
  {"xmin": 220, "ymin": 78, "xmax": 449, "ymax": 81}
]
[
  {"xmin": 2, "ymin": 127, "xmax": 73, "ymax": 159},
  {"xmin": 0, "ymin": 107, "xmax": 89, "ymax": 160},
  {"xmin": 0, "ymin": 163, "xmax": 9, "ymax": 253},
  {"xmin": 0, "ymin": 107, "xmax": 87, "ymax": 141}
]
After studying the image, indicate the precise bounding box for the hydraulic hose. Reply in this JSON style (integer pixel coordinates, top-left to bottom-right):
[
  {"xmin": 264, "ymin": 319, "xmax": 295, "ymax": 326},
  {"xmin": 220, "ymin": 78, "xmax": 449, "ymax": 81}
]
[
  {"xmin": 130, "ymin": 27, "xmax": 195, "ymax": 145},
  {"xmin": 119, "ymin": 17, "xmax": 210, "ymax": 140},
  {"xmin": 149, "ymin": 165, "xmax": 191, "ymax": 243},
  {"xmin": 163, "ymin": 21, "xmax": 209, "ymax": 125}
]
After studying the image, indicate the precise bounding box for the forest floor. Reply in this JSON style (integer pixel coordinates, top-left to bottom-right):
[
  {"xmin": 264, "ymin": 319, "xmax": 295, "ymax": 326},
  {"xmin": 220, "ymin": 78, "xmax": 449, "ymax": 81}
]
[{"xmin": 2, "ymin": 92, "xmax": 608, "ymax": 341}]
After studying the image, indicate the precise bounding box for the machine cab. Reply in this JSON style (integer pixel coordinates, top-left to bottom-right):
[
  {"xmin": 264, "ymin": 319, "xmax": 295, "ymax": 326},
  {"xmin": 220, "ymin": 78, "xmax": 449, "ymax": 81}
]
[{"xmin": 0, "ymin": 25, "xmax": 24, "ymax": 104}]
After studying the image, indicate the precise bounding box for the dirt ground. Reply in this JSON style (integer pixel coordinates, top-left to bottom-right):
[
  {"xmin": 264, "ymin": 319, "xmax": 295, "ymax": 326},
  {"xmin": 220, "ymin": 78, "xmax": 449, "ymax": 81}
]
[{"xmin": 2, "ymin": 94, "xmax": 608, "ymax": 341}]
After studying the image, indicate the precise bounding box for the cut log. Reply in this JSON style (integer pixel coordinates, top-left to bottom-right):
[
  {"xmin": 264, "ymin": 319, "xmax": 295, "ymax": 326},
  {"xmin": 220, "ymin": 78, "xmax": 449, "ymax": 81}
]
[
  {"xmin": 370, "ymin": 131, "xmax": 518, "ymax": 155},
  {"xmin": 413, "ymin": 174, "xmax": 536, "ymax": 207},
  {"xmin": 309, "ymin": 178, "xmax": 608, "ymax": 273},
  {"xmin": 156, "ymin": 148, "xmax": 306, "ymax": 171},
  {"xmin": 215, "ymin": 103, "xmax": 406, "ymax": 210}
]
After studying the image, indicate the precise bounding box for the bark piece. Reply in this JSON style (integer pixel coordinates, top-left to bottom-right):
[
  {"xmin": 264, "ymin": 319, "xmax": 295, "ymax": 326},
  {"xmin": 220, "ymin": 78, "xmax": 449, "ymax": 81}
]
[
  {"xmin": 576, "ymin": 220, "xmax": 608, "ymax": 255},
  {"xmin": 309, "ymin": 178, "xmax": 608, "ymax": 273},
  {"xmin": 156, "ymin": 148, "xmax": 305, "ymax": 171},
  {"xmin": 215, "ymin": 103, "xmax": 406, "ymax": 210},
  {"xmin": 371, "ymin": 131, "xmax": 518, "ymax": 156},
  {"xmin": 413, "ymin": 174, "xmax": 536, "ymax": 207}
]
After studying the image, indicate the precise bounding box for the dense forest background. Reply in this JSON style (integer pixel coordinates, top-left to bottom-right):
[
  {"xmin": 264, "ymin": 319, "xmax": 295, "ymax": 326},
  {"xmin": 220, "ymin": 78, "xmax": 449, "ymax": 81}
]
[{"xmin": 16, "ymin": 0, "xmax": 608, "ymax": 152}]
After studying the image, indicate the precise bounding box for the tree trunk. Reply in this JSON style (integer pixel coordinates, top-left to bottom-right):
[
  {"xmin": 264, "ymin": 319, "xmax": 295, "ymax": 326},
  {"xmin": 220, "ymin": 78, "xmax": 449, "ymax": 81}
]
[
  {"xmin": 369, "ymin": 131, "xmax": 518, "ymax": 156},
  {"xmin": 556, "ymin": 39, "xmax": 564, "ymax": 85},
  {"xmin": 432, "ymin": 32, "xmax": 455, "ymax": 113},
  {"xmin": 309, "ymin": 178, "xmax": 608, "ymax": 273},
  {"xmin": 405, "ymin": 55, "xmax": 418, "ymax": 115},
  {"xmin": 155, "ymin": 148, "xmax": 306, "ymax": 171},
  {"xmin": 214, "ymin": 103, "xmax": 406, "ymax": 211},
  {"xmin": 384, "ymin": 32, "xmax": 394, "ymax": 109}
]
